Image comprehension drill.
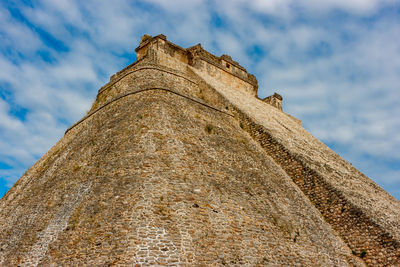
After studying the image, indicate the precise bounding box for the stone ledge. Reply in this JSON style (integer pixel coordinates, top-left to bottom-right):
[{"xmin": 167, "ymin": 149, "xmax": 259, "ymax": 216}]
[
  {"xmin": 98, "ymin": 64, "xmax": 198, "ymax": 95},
  {"xmin": 65, "ymin": 87, "xmax": 233, "ymax": 135}
]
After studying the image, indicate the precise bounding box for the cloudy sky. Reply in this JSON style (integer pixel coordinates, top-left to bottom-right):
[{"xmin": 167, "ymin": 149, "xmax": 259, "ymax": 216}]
[{"xmin": 0, "ymin": 0, "xmax": 399, "ymax": 200}]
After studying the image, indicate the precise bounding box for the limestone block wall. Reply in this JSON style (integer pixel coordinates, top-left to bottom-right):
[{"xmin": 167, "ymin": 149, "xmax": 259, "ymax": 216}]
[
  {"xmin": 3, "ymin": 34, "xmax": 399, "ymax": 266},
  {"xmin": 238, "ymin": 116, "xmax": 400, "ymax": 266},
  {"xmin": 188, "ymin": 64, "xmax": 400, "ymax": 266},
  {"xmin": 0, "ymin": 87, "xmax": 364, "ymax": 266},
  {"xmin": 187, "ymin": 45, "xmax": 258, "ymax": 94},
  {"xmin": 155, "ymin": 38, "xmax": 190, "ymax": 73},
  {"xmin": 190, "ymin": 58, "xmax": 256, "ymax": 97},
  {"xmin": 85, "ymin": 35, "xmax": 400, "ymax": 265}
]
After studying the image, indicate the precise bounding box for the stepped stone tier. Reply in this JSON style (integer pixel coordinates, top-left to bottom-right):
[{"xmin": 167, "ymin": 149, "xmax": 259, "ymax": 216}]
[{"xmin": 0, "ymin": 34, "xmax": 399, "ymax": 266}]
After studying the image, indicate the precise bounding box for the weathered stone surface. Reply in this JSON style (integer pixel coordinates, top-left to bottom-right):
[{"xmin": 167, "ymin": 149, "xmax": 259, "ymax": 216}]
[{"xmin": 0, "ymin": 34, "xmax": 399, "ymax": 266}]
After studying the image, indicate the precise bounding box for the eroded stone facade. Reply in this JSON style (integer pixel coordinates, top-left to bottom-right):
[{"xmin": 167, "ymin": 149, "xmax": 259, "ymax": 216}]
[{"xmin": 0, "ymin": 34, "xmax": 399, "ymax": 266}]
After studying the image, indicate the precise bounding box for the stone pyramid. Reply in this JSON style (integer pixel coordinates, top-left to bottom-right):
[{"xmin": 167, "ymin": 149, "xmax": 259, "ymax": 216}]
[{"xmin": 0, "ymin": 34, "xmax": 399, "ymax": 266}]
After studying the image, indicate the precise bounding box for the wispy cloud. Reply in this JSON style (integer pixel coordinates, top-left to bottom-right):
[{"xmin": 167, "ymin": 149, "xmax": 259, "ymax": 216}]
[{"xmin": 0, "ymin": 0, "xmax": 399, "ymax": 199}]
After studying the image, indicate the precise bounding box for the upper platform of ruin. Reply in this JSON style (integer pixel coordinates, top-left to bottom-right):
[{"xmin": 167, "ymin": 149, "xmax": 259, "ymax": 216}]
[
  {"xmin": 98, "ymin": 34, "xmax": 284, "ymax": 112},
  {"xmin": 134, "ymin": 34, "xmax": 259, "ymax": 94}
]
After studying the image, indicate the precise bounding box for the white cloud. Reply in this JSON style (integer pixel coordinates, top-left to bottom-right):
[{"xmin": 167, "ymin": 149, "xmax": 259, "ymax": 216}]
[
  {"xmin": 0, "ymin": 99, "xmax": 24, "ymax": 131},
  {"xmin": 226, "ymin": 0, "xmax": 399, "ymax": 17},
  {"xmin": 0, "ymin": 6, "xmax": 43, "ymax": 54},
  {"xmin": 144, "ymin": 0, "xmax": 204, "ymax": 11}
]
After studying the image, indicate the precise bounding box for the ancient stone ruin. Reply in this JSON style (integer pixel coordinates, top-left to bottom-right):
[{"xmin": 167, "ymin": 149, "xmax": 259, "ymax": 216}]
[{"xmin": 0, "ymin": 34, "xmax": 399, "ymax": 266}]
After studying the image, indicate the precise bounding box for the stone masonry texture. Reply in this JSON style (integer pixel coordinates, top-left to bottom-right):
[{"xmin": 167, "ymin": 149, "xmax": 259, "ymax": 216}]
[{"xmin": 0, "ymin": 34, "xmax": 399, "ymax": 266}]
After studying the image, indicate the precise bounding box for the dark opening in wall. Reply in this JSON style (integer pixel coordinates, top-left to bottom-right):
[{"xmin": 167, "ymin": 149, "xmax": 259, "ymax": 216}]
[{"xmin": 226, "ymin": 63, "xmax": 230, "ymax": 69}]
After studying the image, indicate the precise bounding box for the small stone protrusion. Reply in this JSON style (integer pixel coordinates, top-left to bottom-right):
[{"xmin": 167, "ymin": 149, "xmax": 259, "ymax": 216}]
[
  {"xmin": 263, "ymin": 92, "xmax": 283, "ymax": 110},
  {"xmin": 140, "ymin": 34, "xmax": 152, "ymax": 44}
]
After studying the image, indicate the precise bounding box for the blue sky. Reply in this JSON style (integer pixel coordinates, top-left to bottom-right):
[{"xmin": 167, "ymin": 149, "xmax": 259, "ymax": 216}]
[{"xmin": 0, "ymin": 0, "xmax": 399, "ymax": 200}]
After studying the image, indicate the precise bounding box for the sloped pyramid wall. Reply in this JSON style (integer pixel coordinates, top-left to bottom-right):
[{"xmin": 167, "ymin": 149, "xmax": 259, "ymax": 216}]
[{"xmin": 0, "ymin": 34, "xmax": 398, "ymax": 266}]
